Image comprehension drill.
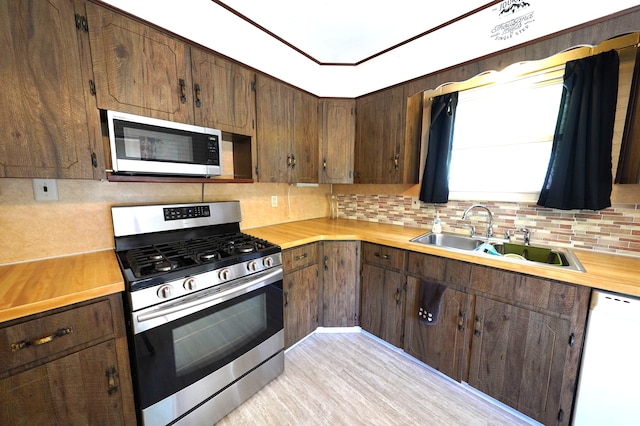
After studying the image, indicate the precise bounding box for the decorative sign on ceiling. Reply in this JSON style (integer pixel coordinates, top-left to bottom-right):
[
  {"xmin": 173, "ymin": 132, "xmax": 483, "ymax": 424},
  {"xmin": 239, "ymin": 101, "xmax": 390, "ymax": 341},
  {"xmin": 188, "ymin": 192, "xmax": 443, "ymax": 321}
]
[{"xmin": 490, "ymin": 1, "xmax": 535, "ymax": 41}]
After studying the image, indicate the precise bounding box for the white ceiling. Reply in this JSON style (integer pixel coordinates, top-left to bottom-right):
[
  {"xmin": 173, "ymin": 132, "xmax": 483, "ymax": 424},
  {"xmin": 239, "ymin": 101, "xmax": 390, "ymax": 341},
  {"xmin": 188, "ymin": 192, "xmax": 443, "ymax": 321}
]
[{"xmin": 99, "ymin": 0, "xmax": 639, "ymax": 97}]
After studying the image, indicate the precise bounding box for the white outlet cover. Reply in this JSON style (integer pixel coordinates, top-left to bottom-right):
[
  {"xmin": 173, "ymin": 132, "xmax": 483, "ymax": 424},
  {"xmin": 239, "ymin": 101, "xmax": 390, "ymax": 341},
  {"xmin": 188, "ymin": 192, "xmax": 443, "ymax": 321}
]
[{"xmin": 32, "ymin": 179, "xmax": 59, "ymax": 201}]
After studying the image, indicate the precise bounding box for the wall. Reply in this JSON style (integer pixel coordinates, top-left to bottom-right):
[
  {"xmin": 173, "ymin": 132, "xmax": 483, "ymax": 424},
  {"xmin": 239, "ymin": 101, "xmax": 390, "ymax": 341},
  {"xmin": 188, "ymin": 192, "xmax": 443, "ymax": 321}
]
[
  {"xmin": 0, "ymin": 178, "xmax": 329, "ymax": 264},
  {"xmin": 334, "ymin": 192, "xmax": 640, "ymax": 257}
]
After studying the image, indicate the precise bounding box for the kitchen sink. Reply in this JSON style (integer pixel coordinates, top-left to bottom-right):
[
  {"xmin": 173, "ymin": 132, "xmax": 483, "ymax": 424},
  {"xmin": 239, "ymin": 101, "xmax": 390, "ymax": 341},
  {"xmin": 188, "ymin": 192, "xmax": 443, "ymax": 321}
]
[
  {"xmin": 410, "ymin": 232, "xmax": 486, "ymax": 251},
  {"xmin": 410, "ymin": 232, "xmax": 585, "ymax": 272}
]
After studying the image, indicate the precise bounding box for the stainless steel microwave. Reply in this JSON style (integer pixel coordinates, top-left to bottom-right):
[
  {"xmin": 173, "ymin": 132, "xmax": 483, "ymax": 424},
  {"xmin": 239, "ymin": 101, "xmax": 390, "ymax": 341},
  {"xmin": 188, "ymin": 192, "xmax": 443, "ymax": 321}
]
[{"xmin": 107, "ymin": 110, "xmax": 222, "ymax": 177}]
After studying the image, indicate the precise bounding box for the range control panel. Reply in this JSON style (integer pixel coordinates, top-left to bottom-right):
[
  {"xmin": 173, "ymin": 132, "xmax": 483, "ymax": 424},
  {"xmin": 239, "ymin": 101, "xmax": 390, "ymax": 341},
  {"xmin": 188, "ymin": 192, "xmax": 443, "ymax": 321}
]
[{"xmin": 164, "ymin": 205, "xmax": 211, "ymax": 221}]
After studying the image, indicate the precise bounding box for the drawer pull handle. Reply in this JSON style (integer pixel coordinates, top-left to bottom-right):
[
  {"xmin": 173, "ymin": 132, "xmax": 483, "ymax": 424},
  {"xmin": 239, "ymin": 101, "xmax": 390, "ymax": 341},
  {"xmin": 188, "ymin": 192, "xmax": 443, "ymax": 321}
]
[
  {"xmin": 11, "ymin": 327, "xmax": 74, "ymax": 352},
  {"xmin": 294, "ymin": 253, "xmax": 308, "ymax": 261},
  {"xmin": 374, "ymin": 252, "xmax": 391, "ymax": 260}
]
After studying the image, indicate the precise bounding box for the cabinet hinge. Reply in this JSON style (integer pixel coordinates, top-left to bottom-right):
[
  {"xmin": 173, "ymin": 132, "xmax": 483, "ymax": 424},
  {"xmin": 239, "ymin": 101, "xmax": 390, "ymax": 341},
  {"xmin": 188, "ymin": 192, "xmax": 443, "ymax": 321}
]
[
  {"xmin": 568, "ymin": 332, "xmax": 576, "ymax": 347},
  {"xmin": 558, "ymin": 408, "xmax": 564, "ymax": 422},
  {"xmin": 91, "ymin": 152, "xmax": 98, "ymax": 168},
  {"xmin": 255, "ymin": 165, "xmax": 259, "ymax": 176},
  {"xmin": 251, "ymin": 81, "xmax": 256, "ymax": 91},
  {"xmin": 74, "ymin": 13, "xmax": 88, "ymax": 32},
  {"xmin": 89, "ymin": 79, "xmax": 96, "ymax": 96}
]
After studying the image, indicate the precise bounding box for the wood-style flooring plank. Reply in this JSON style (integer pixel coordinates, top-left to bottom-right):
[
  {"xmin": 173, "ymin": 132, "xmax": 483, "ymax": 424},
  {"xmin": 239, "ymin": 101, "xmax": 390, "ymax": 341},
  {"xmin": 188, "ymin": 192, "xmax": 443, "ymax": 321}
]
[{"xmin": 217, "ymin": 332, "xmax": 532, "ymax": 425}]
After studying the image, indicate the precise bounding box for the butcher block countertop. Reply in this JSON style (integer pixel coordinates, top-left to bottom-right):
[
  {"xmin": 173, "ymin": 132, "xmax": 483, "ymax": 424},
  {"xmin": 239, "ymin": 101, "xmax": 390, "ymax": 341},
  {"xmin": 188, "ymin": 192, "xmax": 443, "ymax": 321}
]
[
  {"xmin": 2, "ymin": 218, "xmax": 639, "ymax": 323},
  {"xmin": 246, "ymin": 218, "xmax": 640, "ymax": 297},
  {"xmin": 0, "ymin": 250, "xmax": 124, "ymax": 323}
]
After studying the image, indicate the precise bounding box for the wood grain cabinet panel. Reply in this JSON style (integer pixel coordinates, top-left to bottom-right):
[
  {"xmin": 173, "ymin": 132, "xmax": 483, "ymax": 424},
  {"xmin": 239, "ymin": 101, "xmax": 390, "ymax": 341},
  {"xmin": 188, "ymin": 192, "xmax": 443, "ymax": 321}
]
[
  {"xmin": 256, "ymin": 74, "xmax": 318, "ymax": 183},
  {"xmin": 319, "ymin": 98, "xmax": 355, "ymax": 183},
  {"xmin": 282, "ymin": 244, "xmax": 319, "ymax": 348},
  {"xmin": 320, "ymin": 242, "xmax": 359, "ymax": 327},
  {"xmin": 403, "ymin": 276, "xmax": 471, "ymax": 382},
  {"xmin": 191, "ymin": 51, "xmax": 256, "ymax": 137},
  {"xmin": 0, "ymin": 0, "xmax": 104, "ymax": 179},
  {"xmin": 0, "ymin": 294, "xmax": 135, "ymax": 425},
  {"xmin": 86, "ymin": 1, "xmax": 194, "ymax": 123}
]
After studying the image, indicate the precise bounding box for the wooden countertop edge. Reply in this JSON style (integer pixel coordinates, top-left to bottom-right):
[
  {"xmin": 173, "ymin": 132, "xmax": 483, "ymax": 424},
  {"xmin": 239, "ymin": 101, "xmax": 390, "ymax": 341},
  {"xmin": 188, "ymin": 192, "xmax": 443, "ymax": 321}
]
[
  {"xmin": 245, "ymin": 218, "xmax": 640, "ymax": 297},
  {"xmin": 0, "ymin": 250, "xmax": 125, "ymax": 323}
]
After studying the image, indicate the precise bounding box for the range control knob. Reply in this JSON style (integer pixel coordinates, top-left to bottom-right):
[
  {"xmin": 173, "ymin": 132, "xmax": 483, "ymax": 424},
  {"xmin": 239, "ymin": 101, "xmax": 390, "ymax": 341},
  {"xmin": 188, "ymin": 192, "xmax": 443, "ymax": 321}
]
[
  {"xmin": 157, "ymin": 285, "xmax": 173, "ymax": 299},
  {"xmin": 219, "ymin": 268, "xmax": 231, "ymax": 281},
  {"xmin": 247, "ymin": 260, "xmax": 258, "ymax": 272},
  {"xmin": 263, "ymin": 257, "xmax": 274, "ymax": 268},
  {"xmin": 183, "ymin": 277, "xmax": 197, "ymax": 291}
]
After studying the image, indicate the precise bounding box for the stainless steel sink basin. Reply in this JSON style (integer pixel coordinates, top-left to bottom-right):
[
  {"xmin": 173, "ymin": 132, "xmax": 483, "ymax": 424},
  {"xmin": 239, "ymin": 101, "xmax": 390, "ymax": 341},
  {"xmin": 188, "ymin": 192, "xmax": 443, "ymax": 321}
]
[
  {"xmin": 410, "ymin": 232, "xmax": 585, "ymax": 272},
  {"xmin": 410, "ymin": 232, "xmax": 485, "ymax": 251}
]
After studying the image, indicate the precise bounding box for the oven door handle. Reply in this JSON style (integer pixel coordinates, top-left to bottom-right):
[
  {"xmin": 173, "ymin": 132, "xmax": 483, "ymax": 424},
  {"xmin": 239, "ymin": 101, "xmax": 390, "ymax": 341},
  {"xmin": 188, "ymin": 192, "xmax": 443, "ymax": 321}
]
[{"xmin": 135, "ymin": 268, "xmax": 282, "ymax": 328}]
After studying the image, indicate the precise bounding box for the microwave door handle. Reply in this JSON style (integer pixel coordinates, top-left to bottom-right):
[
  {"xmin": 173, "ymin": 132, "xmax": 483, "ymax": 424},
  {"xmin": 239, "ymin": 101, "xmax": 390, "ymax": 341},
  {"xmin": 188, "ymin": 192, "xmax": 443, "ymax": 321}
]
[{"xmin": 136, "ymin": 268, "xmax": 282, "ymax": 325}]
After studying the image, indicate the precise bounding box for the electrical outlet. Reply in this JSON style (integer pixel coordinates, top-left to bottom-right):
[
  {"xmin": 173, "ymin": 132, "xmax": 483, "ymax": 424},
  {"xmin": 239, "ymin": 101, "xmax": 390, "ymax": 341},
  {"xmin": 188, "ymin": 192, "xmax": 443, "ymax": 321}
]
[
  {"xmin": 271, "ymin": 195, "xmax": 278, "ymax": 207},
  {"xmin": 32, "ymin": 179, "xmax": 59, "ymax": 202},
  {"xmin": 411, "ymin": 196, "xmax": 420, "ymax": 209}
]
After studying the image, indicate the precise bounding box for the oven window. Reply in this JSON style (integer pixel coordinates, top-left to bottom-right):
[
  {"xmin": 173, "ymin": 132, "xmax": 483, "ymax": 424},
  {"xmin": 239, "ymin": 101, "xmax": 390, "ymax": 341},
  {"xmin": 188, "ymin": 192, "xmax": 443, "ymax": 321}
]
[{"xmin": 173, "ymin": 294, "xmax": 267, "ymax": 377}]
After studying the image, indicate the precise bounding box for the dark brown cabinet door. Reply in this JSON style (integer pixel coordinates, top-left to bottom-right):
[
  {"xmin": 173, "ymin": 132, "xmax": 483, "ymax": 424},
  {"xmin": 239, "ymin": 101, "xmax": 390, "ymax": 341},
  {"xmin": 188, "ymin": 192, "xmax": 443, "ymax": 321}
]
[
  {"xmin": 283, "ymin": 263, "xmax": 319, "ymax": 348},
  {"xmin": 321, "ymin": 242, "xmax": 359, "ymax": 327},
  {"xmin": 0, "ymin": 340, "xmax": 128, "ymax": 425},
  {"xmin": 403, "ymin": 276, "xmax": 471, "ymax": 382},
  {"xmin": 191, "ymin": 51, "xmax": 256, "ymax": 137},
  {"xmin": 360, "ymin": 264, "xmax": 405, "ymax": 347},
  {"xmin": 354, "ymin": 86, "xmax": 405, "ymax": 183},
  {"xmin": 0, "ymin": 0, "xmax": 104, "ymax": 179},
  {"xmin": 87, "ymin": 2, "xmax": 194, "ymax": 123},
  {"xmin": 319, "ymin": 99, "xmax": 355, "ymax": 183},
  {"xmin": 468, "ymin": 296, "xmax": 571, "ymax": 425},
  {"xmin": 256, "ymin": 74, "xmax": 318, "ymax": 183}
]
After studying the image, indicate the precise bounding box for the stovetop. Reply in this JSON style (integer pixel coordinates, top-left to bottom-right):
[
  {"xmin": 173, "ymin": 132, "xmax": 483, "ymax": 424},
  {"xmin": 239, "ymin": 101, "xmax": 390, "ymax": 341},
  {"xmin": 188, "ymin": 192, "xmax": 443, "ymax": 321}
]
[{"xmin": 116, "ymin": 231, "xmax": 280, "ymax": 290}]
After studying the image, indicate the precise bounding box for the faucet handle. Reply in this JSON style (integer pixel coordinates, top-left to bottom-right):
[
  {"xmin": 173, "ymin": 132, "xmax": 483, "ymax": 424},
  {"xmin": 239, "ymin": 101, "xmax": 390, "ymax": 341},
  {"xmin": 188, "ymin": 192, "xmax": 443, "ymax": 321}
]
[{"xmin": 465, "ymin": 224, "xmax": 476, "ymax": 237}]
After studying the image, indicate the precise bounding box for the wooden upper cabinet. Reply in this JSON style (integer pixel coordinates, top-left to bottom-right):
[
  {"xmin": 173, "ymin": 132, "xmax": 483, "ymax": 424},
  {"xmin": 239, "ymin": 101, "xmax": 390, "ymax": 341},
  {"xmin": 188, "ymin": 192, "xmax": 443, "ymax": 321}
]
[
  {"xmin": 256, "ymin": 74, "xmax": 318, "ymax": 183},
  {"xmin": 319, "ymin": 99, "xmax": 355, "ymax": 184},
  {"xmin": 354, "ymin": 85, "xmax": 420, "ymax": 184},
  {"xmin": 86, "ymin": 2, "xmax": 194, "ymax": 123},
  {"xmin": 191, "ymin": 50, "xmax": 256, "ymax": 137},
  {"xmin": 0, "ymin": 0, "xmax": 104, "ymax": 179}
]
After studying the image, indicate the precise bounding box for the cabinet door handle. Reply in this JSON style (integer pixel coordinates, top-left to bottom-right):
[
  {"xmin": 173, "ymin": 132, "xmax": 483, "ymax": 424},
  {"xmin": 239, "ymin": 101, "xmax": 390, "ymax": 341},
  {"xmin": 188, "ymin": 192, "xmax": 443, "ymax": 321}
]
[
  {"xmin": 374, "ymin": 252, "xmax": 390, "ymax": 260},
  {"xmin": 179, "ymin": 79, "xmax": 187, "ymax": 103},
  {"xmin": 324, "ymin": 255, "xmax": 329, "ymax": 271},
  {"xmin": 393, "ymin": 154, "xmax": 399, "ymax": 170},
  {"xmin": 11, "ymin": 327, "xmax": 74, "ymax": 352},
  {"xmin": 291, "ymin": 154, "xmax": 296, "ymax": 169},
  {"xmin": 458, "ymin": 311, "xmax": 467, "ymax": 332},
  {"xmin": 283, "ymin": 291, "xmax": 289, "ymax": 307},
  {"xmin": 323, "ymin": 158, "xmax": 327, "ymax": 170},
  {"xmin": 194, "ymin": 83, "xmax": 201, "ymax": 107},
  {"xmin": 287, "ymin": 154, "xmax": 292, "ymax": 168},
  {"xmin": 473, "ymin": 314, "xmax": 483, "ymax": 337},
  {"xmin": 395, "ymin": 288, "xmax": 402, "ymax": 305},
  {"xmin": 106, "ymin": 366, "xmax": 119, "ymax": 395}
]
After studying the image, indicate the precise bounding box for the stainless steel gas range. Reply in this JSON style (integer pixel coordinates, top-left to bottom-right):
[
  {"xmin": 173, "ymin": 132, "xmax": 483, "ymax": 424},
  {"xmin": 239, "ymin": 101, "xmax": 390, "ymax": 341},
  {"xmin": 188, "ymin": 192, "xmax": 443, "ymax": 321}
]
[{"xmin": 111, "ymin": 201, "xmax": 284, "ymax": 425}]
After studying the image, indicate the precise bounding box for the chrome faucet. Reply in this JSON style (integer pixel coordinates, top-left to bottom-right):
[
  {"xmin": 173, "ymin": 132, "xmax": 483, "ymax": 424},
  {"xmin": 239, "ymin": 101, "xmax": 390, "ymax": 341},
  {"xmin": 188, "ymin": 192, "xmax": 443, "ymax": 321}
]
[{"xmin": 461, "ymin": 204, "xmax": 494, "ymax": 238}]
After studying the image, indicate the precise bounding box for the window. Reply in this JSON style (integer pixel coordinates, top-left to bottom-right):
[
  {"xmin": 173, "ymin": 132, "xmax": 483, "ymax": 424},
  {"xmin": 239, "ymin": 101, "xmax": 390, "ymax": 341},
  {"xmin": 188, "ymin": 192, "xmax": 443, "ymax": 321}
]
[{"xmin": 447, "ymin": 67, "xmax": 565, "ymax": 202}]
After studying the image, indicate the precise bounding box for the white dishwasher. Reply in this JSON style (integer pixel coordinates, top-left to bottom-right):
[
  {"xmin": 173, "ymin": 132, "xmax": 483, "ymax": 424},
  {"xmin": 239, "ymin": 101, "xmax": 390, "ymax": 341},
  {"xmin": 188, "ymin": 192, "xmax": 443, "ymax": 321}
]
[{"xmin": 572, "ymin": 289, "xmax": 640, "ymax": 425}]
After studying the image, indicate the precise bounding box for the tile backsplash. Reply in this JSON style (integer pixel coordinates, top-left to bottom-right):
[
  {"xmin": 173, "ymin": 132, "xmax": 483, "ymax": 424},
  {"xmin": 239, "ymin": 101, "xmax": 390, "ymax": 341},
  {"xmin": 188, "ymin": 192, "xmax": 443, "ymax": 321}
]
[{"xmin": 337, "ymin": 194, "xmax": 640, "ymax": 257}]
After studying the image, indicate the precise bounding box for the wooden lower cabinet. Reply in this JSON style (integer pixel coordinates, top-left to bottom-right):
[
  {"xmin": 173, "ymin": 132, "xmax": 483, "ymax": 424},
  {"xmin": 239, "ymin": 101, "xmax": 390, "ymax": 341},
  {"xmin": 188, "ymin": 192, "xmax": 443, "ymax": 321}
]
[
  {"xmin": 360, "ymin": 243, "xmax": 407, "ymax": 347},
  {"xmin": 468, "ymin": 296, "xmax": 572, "ymax": 424},
  {"xmin": 320, "ymin": 241, "xmax": 360, "ymax": 327},
  {"xmin": 403, "ymin": 276, "xmax": 471, "ymax": 382},
  {"xmin": 282, "ymin": 244, "xmax": 319, "ymax": 348},
  {"xmin": 0, "ymin": 294, "xmax": 135, "ymax": 425},
  {"xmin": 403, "ymin": 252, "xmax": 589, "ymax": 425}
]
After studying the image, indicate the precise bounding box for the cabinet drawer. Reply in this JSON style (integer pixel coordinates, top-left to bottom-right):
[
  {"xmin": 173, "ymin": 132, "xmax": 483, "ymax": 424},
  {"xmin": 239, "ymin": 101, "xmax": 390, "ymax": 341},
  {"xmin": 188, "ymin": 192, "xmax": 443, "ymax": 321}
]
[
  {"xmin": 362, "ymin": 243, "xmax": 405, "ymax": 270},
  {"xmin": 0, "ymin": 299, "xmax": 114, "ymax": 374},
  {"xmin": 406, "ymin": 251, "xmax": 446, "ymax": 280},
  {"xmin": 283, "ymin": 243, "xmax": 318, "ymax": 272}
]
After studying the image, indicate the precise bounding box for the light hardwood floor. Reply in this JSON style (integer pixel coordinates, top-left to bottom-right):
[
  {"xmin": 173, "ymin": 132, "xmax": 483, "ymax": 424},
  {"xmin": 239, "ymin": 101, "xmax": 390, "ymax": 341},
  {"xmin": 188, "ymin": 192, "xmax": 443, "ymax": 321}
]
[{"xmin": 217, "ymin": 331, "xmax": 533, "ymax": 425}]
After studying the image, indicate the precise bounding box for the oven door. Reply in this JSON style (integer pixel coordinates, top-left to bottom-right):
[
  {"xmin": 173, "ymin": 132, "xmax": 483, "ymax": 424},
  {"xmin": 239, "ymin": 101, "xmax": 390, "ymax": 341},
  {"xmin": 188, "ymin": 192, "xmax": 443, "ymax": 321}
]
[{"xmin": 129, "ymin": 268, "xmax": 283, "ymax": 424}]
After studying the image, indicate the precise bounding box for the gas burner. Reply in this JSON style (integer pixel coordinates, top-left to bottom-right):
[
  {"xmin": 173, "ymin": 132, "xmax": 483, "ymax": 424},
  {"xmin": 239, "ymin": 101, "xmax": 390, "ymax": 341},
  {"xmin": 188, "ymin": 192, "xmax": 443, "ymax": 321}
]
[
  {"xmin": 234, "ymin": 244, "xmax": 256, "ymax": 254},
  {"xmin": 154, "ymin": 260, "xmax": 176, "ymax": 272},
  {"xmin": 199, "ymin": 251, "xmax": 221, "ymax": 262}
]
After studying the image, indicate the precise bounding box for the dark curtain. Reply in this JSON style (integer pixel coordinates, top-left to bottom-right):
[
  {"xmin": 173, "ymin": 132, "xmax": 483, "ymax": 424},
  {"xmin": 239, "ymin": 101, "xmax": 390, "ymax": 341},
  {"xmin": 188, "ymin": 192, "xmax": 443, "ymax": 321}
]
[
  {"xmin": 537, "ymin": 50, "xmax": 619, "ymax": 210},
  {"xmin": 419, "ymin": 92, "xmax": 458, "ymax": 203}
]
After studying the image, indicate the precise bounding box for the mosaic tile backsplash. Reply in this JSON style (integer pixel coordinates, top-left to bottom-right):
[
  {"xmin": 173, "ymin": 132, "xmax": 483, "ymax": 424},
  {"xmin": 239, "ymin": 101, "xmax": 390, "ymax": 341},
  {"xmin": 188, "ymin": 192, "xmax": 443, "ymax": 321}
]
[{"xmin": 337, "ymin": 194, "xmax": 640, "ymax": 257}]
